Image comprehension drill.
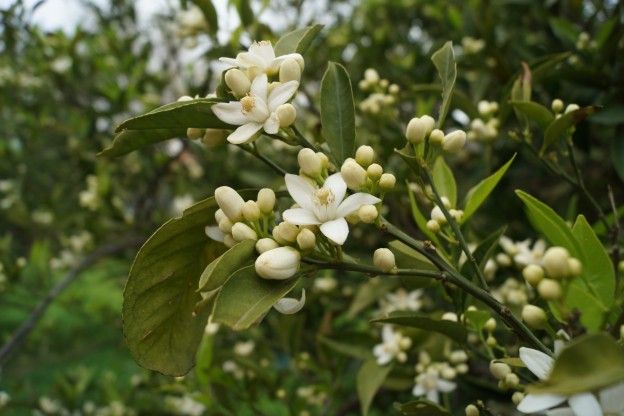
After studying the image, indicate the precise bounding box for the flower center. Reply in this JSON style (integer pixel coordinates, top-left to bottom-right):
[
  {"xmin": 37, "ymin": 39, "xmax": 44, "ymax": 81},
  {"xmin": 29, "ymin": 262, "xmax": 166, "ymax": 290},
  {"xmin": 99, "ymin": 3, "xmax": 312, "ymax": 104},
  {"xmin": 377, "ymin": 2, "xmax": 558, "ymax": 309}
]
[
  {"xmin": 241, "ymin": 95, "xmax": 255, "ymax": 113},
  {"xmin": 314, "ymin": 188, "xmax": 334, "ymax": 206}
]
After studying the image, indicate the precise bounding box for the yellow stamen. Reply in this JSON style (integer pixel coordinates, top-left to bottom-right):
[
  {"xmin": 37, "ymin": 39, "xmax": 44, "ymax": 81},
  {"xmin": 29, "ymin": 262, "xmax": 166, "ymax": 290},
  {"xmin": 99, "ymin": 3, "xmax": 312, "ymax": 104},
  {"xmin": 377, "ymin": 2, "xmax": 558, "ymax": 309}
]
[
  {"xmin": 241, "ymin": 95, "xmax": 255, "ymax": 113},
  {"xmin": 315, "ymin": 188, "xmax": 334, "ymax": 206}
]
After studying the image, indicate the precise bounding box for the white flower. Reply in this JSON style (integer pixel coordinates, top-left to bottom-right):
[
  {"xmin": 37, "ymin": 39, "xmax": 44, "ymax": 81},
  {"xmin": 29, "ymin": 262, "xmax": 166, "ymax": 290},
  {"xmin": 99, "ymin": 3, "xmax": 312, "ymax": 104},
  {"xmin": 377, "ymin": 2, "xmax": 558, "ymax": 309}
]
[
  {"xmin": 380, "ymin": 289, "xmax": 423, "ymax": 314},
  {"xmin": 274, "ymin": 289, "xmax": 306, "ymax": 314},
  {"xmin": 220, "ymin": 40, "xmax": 303, "ymax": 76},
  {"xmin": 412, "ymin": 368, "xmax": 457, "ymax": 404},
  {"xmin": 517, "ymin": 347, "xmax": 607, "ymax": 415},
  {"xmin": 212, "ymin": 74, "xmax": 299, "ymax": 144},
  {"xmin": 282, "ymin": 173, "xmax": 380, "ymax": 245},
  {"xmin": 373, "ymin": 325, "xmax": 412, "ymax": 365},
  {"xmin": 234, "ymin": 340, "xmax": 255, "ymax": 357}
]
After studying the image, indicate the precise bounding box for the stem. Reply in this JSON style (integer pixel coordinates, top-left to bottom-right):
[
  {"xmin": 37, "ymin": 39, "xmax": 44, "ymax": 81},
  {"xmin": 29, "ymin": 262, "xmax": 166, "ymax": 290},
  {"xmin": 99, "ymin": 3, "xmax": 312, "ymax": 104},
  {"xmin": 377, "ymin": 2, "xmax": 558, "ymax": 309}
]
[
  {"xmin": 291, "ymin": 125, "xmax": 321, "ymax": 152},
  {"xmin": 240, "ymin": 144, "xmax": 287, "ymax": 176}
]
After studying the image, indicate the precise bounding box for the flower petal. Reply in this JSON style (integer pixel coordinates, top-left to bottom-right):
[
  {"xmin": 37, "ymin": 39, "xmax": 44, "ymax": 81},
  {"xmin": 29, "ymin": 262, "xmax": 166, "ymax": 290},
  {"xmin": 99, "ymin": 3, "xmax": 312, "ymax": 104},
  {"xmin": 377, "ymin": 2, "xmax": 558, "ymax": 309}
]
[
  {"xmin": 219, "ymin": 57, "xmax": 240, "ymax": 68},
  {"xmin": 268, "ymin": 80, "xmax": 299, "ymax": 111},
  {"xmin": 437, "ymin": 379, "xmax": 456, "ymax": 393},
  {"xmin": 249, "ymin": 41, "xmax": 275, "ymax": 65},
  {"xmin": 336, "ymin": 192, "xmax": 381, "ymax": 218},
  {"xmin": 285, "ymin": 174, "xmax": 316, "ymax": 211},
  {"xmin": 205, "ymin": 226, "xmax": 225, "ymax": 242},
  {"xmin": 546, "ymin": 408, "xmax": 576, "ymax": 416},
  {"xmin": 412, "ymin": 384, "xmax": 425, "ymax": 397},
  {"xmin": 236, "ymin": 51, "xmax": 266, "ymax": 70},
  {"xmin": 226, "ymin": 123, "xmax": 263, "ymax": 144},
  {"xmin": 273, "ymin": 52, "xmax": 303, "ymax": 66},
  {"xmin": 263, "ymin": 113, "xmax": 280, "ymax": 134},
  {"xmin": 320, "ymin": 217, "xmax": 349, "ymax": 245},
  {"xmin": 323, "ymin": 173, "xmax": 347, "ymax": 207},
  {"xmin": 282, "ymin": 208, "xmax": 320, "ymax": 225},
  {"xmin": 212, "ymin": 102, "xmax": 247, "ymax": 125},
  {"xmin": 517, "ymin": 394, "xmax": 567, "ymax": 413},
  {"xmin": 599, "ymin": 382, "xmax": 624, "ymax": 413},
  {"xmin": 519, "ymin": 347, "xmax": 554, "ymax": 380},
  {"xmin": 273, "ymin": 289, "xmax": 305, "ymax": 315},
  {"xmin": 426, "ymin": 390, "xmax": 439, "ymax": 404},
  {"xmin": 568, "ymin": 393, "xmax": 602, "ymax": 416},
  {"xmin": 250, "ymin": 73, "xmax": 269, "ymax": 101}
]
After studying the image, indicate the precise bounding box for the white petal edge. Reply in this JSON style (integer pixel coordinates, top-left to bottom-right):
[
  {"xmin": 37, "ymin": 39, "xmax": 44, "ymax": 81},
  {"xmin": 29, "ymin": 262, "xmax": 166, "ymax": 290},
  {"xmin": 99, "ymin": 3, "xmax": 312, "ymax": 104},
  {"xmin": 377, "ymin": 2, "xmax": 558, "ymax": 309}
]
[
  {"xmin": 218, "ymin": 57, "xmax": 240, "ymax": 68},
  {"xmin": 437, "ymin": 379, "xmax": 456, "ymax": 393},
  {"xmin": 282, "ymin": 208, "xmax": 321, "ymax": 226},
  {"xmin": 284, "ymin": 174, "xmax": 317, "ymax": 211},
  {"xmin": 212, "ymin": 102, "xmax": 248, "ymax": 125},
  {"xmin": 599, "ymin": 382, "xmax": 624, "ymax": 413},
  {"xmin": 249, "ymin": 41, "xmax": 275, "ymax": 65},
  {"xmin": 519, "ymin": 347, "xmax": 554, "ymax": 380},
  {"xmin": 250, "ymin": 73, "xmax": 269, "ymax": 101},
  {"xmin": 273, "ymin": 289, "xmax": 305, "ymax": 315},
  {"xmin": 227, "ymin": 123, "xmax": 263, "ymax": 144},
  {"xmin": 426, "ymin": 390, "xmax": 439, "ymax": 404},
  {"xmin": 263, "ymin": 114, "xmax": 280, "ymax": 134},
  {"xmin": 546, "ymin": 408, "xmax": 576, "ymax": 416},
  {"xmin": 205, "ymin": 226, "xmax": 225, "ymax": 242},
  {"xmin": 320, "ymin": 217, "xmax": 349, "ymax": 245},
  {"xmin": 235, "ymin": 51, "xmax": 266, "ymax": 70},
  {"xmin": 323, "ymin": 173, "xmax": 347, "ymax": 209},
  {"xmin": 268, "ymin": 80, "xmax": 299, "ymax": 111},
  {"xmin": 336, "ymin": 193, "xmax": 381, "ymax": 218},
  {"xmin": 517, "ymin": 394, "xmax": 567, "ymax": 413},
  {"xmin": 568, "ymin": 393, "xmax": 603, "ymax": 416}
]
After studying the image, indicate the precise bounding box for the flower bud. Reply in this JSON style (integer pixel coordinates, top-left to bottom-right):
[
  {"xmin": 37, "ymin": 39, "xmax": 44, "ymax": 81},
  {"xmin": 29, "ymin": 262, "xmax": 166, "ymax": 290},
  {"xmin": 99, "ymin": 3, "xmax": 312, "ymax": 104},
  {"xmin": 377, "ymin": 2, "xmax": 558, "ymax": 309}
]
[
  {"xmin": 450, "ymin": 350, "xmax": 468, "ymax": 364},
  {"xmin": 551, "ymin": 99, "xmax": 564, "ymax": 113},
  {"xmin": 317, "ymin": 152, "xmax": 329, "ymax": 169},
  {"xmin": 565, "ymin": 103, "xmax": 580, "ymax": 114},
  {"xmin": 358, "ymin": 204, "xmax": 378, "ymax": 224},
  {"xmin": 442, "ymin": 312, "xmax": 458, "ymax": 321},
  {"xmin": 426, "ymin": 219, "xmax": 440, "ymax": 233},
  {"xmin": 218, "ymin": 217, "xmax": 233, "ymax": 233},
  {"xmin": 242, "ymin": 200, "xmax": 261, "ymax": 222},
  {"xmin": 484, "ymin": 318, "xmax": 497, "ymax": 332},
  {"xmin": 187, "ymin": 127, "xmax": 205, "ymax": 140},
  {"xmin": 355, "ymin": 145, "xmax": 375, "ymax": 167},
  {"xmin": 449, "ymin": 209, "xmax": 463, "ymax": 222},
  {"xmin": 231, "ymin": 222, "xmax": 258, "ymax": 242},
  {"xmin": 215, "ymin": 186, "xmax": 245, "ymax": 222},
  {"xmin": 478, "ymin": 100, "xmax": 491, "ymax": 116},
  {"xmin": 567, "ymin": 257, "xmax": 582, "ymax": 277},
  {"xmin": 542, "ymin": 247, "xmax": 570, "ymax": 279},
  {"xmin": 443, "ymin": 130, "xmax": 467, "ymax": 153},
  {"xmin": 440, "ymin": 196, "xmax": 451, "ymax": 208},
  {"xmin": 379, "ymin": 173, "xmax": 396, "ymax": 190},
  {"xmin": 257, "ymin": 188, "xmax": 276, "ymax": 214},
  {"xmin": 255, "ymin": 247, "xmax": 301, "ymax": 280},
  {"xmin": 429, "ymin": 128, "xmax": 445, "ymax": 145},
  {"xmin": 367, "ymin": 163, "xmax": 383, "ymax": 180},
  {"xmin": 256, "ymin": 238, "xmax": 279, "ymax": 254},
  {"xmin": 225, "ymin": 68, "xmax": 251, "ymax": 98},
  {"xmin": 298, "ymin": 148, "xmax": 322, "ymax": 178},
  {"xmin": 406, "ymin": 116, "xmax": 433, "ymax": 144},
  {"xmin": 465, "ymin": 404, "xmax": 479, "ymax": 416},
  {"xmin": 340, "ymin": 158, "xmax": 367, "ymax": 190},
  {"xmin": 538, "ymin": 278, "xmax": 562, "ymax": 300},
  {"xmin": 279, "ymin": 58, "xmax": 302, "ymax": 83},
  {"xmin": 489, "ymin": 362, "xmax": 511, "ymax": 380},
  {"xmin": 202, "ymin": 129, "xmax": 226, "ymax": 147},
  {"xmin": 364, "ymin": 68, "xmax": 379, "ymax": 83},
  {"xmin": 389, "ymin": 83, "xmax": 399, "ymax": 94},
  {"xmin": 522, "ymin": 264, "xmax": 544, "ymax": 286},
  {"xmin": 522, "ymin": 304, "xmax": 548, "ymax": 329},
  {"xmin": 431, "ymin": 206, "xmax": 446, "ymax": 224},
  {"xmin": 373, "ymin": 248, "xmax": 396, "ymax": 272},
  {"xmin": 296, "ymin": 228, "xmax": 316, "ymax": 251},
  {"xmin": 512, "ymin": 392, "xmax": 525, "ymax": 405},
  {"xmin": 223, "ymin": 233, "xmax": 236, "ymax": 248},
  {"xmin": 273, "ymin": 222, "xmax": 299, "ymax": 244},
  {"xmin": 275, "ymin": 103, "xmax": 297, "ymax": 127},
  {"xmin": 214, "ymin": 208, "xmax": 227, "ymax": 224},
  {"xmin": 504, "ymin": 373, "xmax": 519, "ymax": 388}
]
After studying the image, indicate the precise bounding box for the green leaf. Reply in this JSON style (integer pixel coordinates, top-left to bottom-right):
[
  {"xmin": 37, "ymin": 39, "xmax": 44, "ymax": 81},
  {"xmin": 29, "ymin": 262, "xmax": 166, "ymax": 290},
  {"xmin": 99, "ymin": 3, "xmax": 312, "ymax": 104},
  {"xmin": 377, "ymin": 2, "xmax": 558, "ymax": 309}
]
[
  {"xmin": 317, "ymin": 336, "xmax": 372, "ymax": 360},
  {"xmin": 396, "ymin": 399, "xmax": 450, "ymax": 415},
  {"xmin": 195, "ymin": 332, "xmax": 215, "ymax": 385},
  {"xmin": 357, "ymin": 358, "xmax": 393, "ymax": 416},
  {"xmin": 549, "ymin": 17, "xmax": 580, "ymax": 45},
  {"xmin": 372, "ymin": 312, "xmax": 467, "ymax": 344},
  {"xmin": 101, "ymin": 99, "xmax": 229, "ymax": 157},
  {"xmin": 591, "ymin": 106, "xmax": 624, "ymax": 126},
  {"xmin": 321, "ymin": 62, "xmax": 355, "ymax": 164},
  {"xmin": 388, "ymin": 240, "xmax": 436, "ymax": 271},
  {"xmin": 540, "ymin": 106, "xmax": 598, "ymax": 154},
  {"xmin": 123, "ymin": 196, "xmax": 227, "ymax": 376},
  {"xmin": 515, "ymin": 190, "xmax": 582, "ymax": 257},
  {"xmin": 528, "ymin": 333, "xmax": 624, "ymax": 395},
  {"xmin": 347, "ymin": 278, "xmax": 397, "ymax": 319},
  {"xmin": 197, "ymin": 239, "xmax": 256, "ymax": 292},
  {"xmin": 212, "ymin": 265, "xmax": 299, "ymax": 330},
  {"xmin": 462, "ymin": 155, "xmax": 515, "ymax": 222},
  {"xmin": 190, "ymin": 0, "xmax": 218, "ymax": 36},
  {"xmin": 430, "ymin": 41, "xmax": 457, "ymax": 128},
  {"xmin": 407, "ymin": 184, "xmax": 441, "ymax": 245},
  {"xmin": 509, "ymin": 101, "xmax": 555, "ymax": 130},
  {"xmin": 464, "ymin": 309, "xmax": 491, "ymax": 331},
  {"xmin": 234, "ymin": 0, "xmax": 253, "ymax": 27},
  {"xmin": 432, "ymin": 157, "xmax": 457, "ymax": 207},
  {"xmin": 273, "ymin": 24, "xmax": 324, "ymax": 56},
  {"xmin": 409, "ymin": 84, "xmax": 478, "ymax": 119}
]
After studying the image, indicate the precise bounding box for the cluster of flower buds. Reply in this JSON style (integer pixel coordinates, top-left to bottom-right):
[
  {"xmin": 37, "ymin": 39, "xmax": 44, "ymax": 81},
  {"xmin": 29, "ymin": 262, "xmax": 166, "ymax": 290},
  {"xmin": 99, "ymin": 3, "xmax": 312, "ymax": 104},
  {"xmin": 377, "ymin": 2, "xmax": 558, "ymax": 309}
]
[
  {"xmin": 491, "ymin": 278, "xmax": 528, "ymax": 307},
  {"xmin": 405, "ymin": 115, "xmax": 467, "ymax": 154},
  {"xmin": 575, "ymin": 32, "xmax": 596, "ymax": 50},
  {"xmin": 551, "ymin": 98, "xmax": 580, "ymax": 118},
  {"xmin": 461, "ymin": 36, "xmax": 485, "ymax": 55},
  {"xmin": 297, "ymin": 148, "xmax": 329, "ymax": 182},
  {"xmin": 489, "ymin": 361, "xmax": 520, "ymax": 390},
  {"xmin": 373, "ymin": 325, "xmax": 412, "ymax": 365},
  {"xmin": 426, "ymin": 197, "xmax": 464, "ymax": 233},
  {"xmin": 521, "ymin": 246, "xmax": 582, "ymax": 301},
  {"xmin": 358, "ymin": 68, "xmax": 400, "ymax": 115},
  {"xmin": 467, "ymin": 100, "xmax": 499, "ymax": 142}
]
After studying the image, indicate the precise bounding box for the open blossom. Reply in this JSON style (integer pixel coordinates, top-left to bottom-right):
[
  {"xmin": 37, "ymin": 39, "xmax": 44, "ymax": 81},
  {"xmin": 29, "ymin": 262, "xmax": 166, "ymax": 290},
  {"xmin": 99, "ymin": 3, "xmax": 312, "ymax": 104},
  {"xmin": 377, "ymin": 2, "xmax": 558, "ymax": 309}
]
[
  {"xmin": 282, "ymin": 173, "xmax": 380, "ymax": 245},
  {"xmin": 380, "ymin": 289, "xmax": 423, "ymax": 314},
  {"xmin": 412, "ymin": 368, "xmax": 457, "ymax": 404},
  {"xmin": 500, "ymin": 236, "xmax": 547, "ymax": 267},
  {"xmin": 373, "ymin": 325, "xmax": 412, "ymax": 365},
  {"xmin": 220, "ymin": 40, "xmax": 303, "ymax": 75},
  {"xmin": 212, "ymin": 74, "xmax": 298, "ymax": 144}
]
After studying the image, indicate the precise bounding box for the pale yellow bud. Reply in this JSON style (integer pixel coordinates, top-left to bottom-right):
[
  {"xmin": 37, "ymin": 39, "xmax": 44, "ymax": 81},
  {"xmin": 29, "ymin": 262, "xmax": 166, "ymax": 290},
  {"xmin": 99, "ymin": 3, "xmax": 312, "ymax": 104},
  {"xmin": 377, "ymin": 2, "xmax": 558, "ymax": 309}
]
[
  {"xmin": 512, "ymin": 392, "xmax": 525, "ymax": 405},
  {"xmin": 542, "ymin": 247, "xmax": 570, "ymax": 279},
  {"xmin": 449, "ymin": 209, "xmax": 464, "ymax": 222},
  {"xmin": 567, "ymin": 257, "xmax": 582, "ymax": 277},
  {"xmin": 255, "ymin": 246, "xmax": 300, "ymax": 280},
  {"xmin": 364, "ymin": 68, "xmax": 379, "ymax": 83},
  {"xmin": 373, "ymin": 248, "xmax": 396, "ymax": 272},
  {"xmin": 358, "ymin": 204, "xmax": 378, "ymax": 223},
  {"xmin": 256, "ymin": 238, "xmax": 279, "ymax": 254},
  {"xmin": 279, "ymin": 58, "xmax": 302, "ymax": 83},
  {"xmin": 565, "ymin": 103, "xmax": 580, "ymax": 114},
  {"xmin": 340, "ymin": 158, "xmax": 367, "ymax": 190},
  {"xmin": 366, "ymin": 163, "xmax": 383, "ymax": 180},
  {"xmin": 223, "ymin": 233, "xmax": 236, "ymax": 248},
  {"xmin": 257, "ymin": 188, "xmax": 276, "ymax": 214},
  {"xmin": 489, "ymin": 362, "xmax": 511, "ymax": 380},
  {"xmin": 273, "ymin": 222, "xmax": 299, "ymax": 244},
  {"xmin": 551, "ymin": 99, "xmax": 564, "ymax": 113},
  {"xmin": 202, "ymin": 129, "xmax": 226, "ymax": 147},
  {"xmin": 218, "ymin": 217, "xmax": 233, "ymax": 233},
  {"xmin": 215, "ymin": 186, "xmax": 245, "ymax": 222},
  {"xmin": 296, "ymin": 228, "xmax": 316, "ymax": 251},
  {"xmin": 388, "ymin": 84, "xmax": 399, "ymax": 94},
  {"xmin": 214, "ymin": 209, "xmax": 227, "ymax": 224},
  {"xmin": 426, "ymin": 219, "xmax": 440, "ymax": 233},
  {"xmin": 225, "ymin": 68, "xmax": 251, "ymax": 97},
  {"xmin": 187, "ymin": 127, "xmax": 205, "ymax": 140},
  {"xmin": 504, "ymin": 373, "xmax": 519, "ymax": 388},
  {"xmin": 431, "ymin": 206, "xmax": 446, "ymax": 224},
  {"xmin": 298, "ymin": 148, "xmax": 322, "ymax": 177},
  {"xmin": 522, "ymin": 304, "xmax": 548, "ymax": 329},
  {"xmin": 379, "ymin": 173, "xmax": 396, "ymax": 190},
  {"xmin": 538, "ymin": 278, "xmax": 562, "ymax": 300},
  {"xmin": 276, "ymin": 103, "xmax": 297, "ymax": 127},
  {"xmin": 406, "ymin": 116, "xmax": 433, "ymax": 144},
  {"xmin": 317, "ymin": 152, "xmax": 329, "ymax": 169},
  {"xmin": 242, "ymin": 200, "xmax": 261, "ymax": 222},
  {"xmin": 522, "ymin": 264, "xmax": 544, "ymax": 286},
  {"xmin": 355, "ymin": 145, "xmax": 375, "ymax": 167},
  {"xmin": 465, "ymin": 404, "xmax": 479, "ymax": 416},
  {"xmin": 443, "ymin": 130, "xmax": 467, "ymax": 153},
  {"xmin": 429, "ymin": 128, "xmax": 445, "ymax": 145},
  {"xmin": 484, "ymin": 318, "xmax": 497, "ymax": 332},
  {"xmin": 231, "ymin": 222, "xmax": 258, "ymax": 242}
]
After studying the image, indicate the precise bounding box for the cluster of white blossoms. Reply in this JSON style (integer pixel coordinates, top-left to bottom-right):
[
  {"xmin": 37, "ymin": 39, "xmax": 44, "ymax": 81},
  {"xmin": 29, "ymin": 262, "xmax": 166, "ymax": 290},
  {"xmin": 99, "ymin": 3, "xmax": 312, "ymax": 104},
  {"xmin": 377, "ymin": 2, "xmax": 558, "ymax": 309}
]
[
  {"xmin": 357, "ymin": 68, "xmax": 399, "ymax": 115},
  {"xmin": 405, "ymin": 114, "xmax": 467, "ymax": 154},
  {"xmin": 373, "ymin": 325, "xmax": 412, "ymax": 365},
  {"xmin": 79, "ymin": 174, "xmax": 101, "ymax": 211},
  {"xmin": 412, "ymin": 351, "xmax": 463, "ymax": 404},
  {"xmin": 499, "ymin": 236, "xmax": 548, "ymax": 268},
  {"xmin": 211, "ymin": 41, "xmax": 304, "ymax": 144},
  {"xmin": 467, "ymin": 100, "xmax": 499, "ymax": 142}
]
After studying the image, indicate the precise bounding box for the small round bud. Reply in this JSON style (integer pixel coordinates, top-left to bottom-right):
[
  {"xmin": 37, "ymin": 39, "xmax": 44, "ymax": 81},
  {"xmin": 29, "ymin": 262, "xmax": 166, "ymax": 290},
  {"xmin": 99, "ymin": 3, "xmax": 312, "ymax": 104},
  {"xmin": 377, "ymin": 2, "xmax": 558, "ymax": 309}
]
[
  {"xmin": 504, "ymin": 373, "xmax": 519, "ymax": 388},
  {"xmin": 429, "ymin": 128, "xmax": 445, "ymax": 145},
  {"xmin": 465, "ymin": 404, "xmax": 479, "ymax": 416},
  {"xmin": 538, "ymin": 278, "xmax": 562, "ymax": 300},
  {"xmin": 441, "ymin": 367, "xmax": 456, "ymax": 379},
  {"xmin": 442, "ymin": 312, "xmax": 458, "ymax": 321},
  {"xmin": 225, "ymin": 68, "xmax": 251, "ymax": 98},
  {"xmin": 298, "ymin": 148, "xmax": 322, "ymax": 178},
  {"xmin": 364, "ymin": 68, "xmax": 379, "ymax": 83},
  {"xmin": 431, "ymin": 206, "xmax": 446, "ymax": 224},
  {"xmin": 279, "ymin": 58, "xmax": 302, "ymax": 83},
  {"xmin": 202, "ymin": 129, "xmax": 226, "ymax": 147},
  {"xmin": 522, "ymin": 304, "xmax": 548, "ymax": 329},
  {"xmin": 542, "ymin": 247, "xmax": 571, "ymax": 279},
  {"xmin": 242, "ymin": 200, "xmax": 261, "ymax": 222},
  {"xmin": 214, "ymin": 209, "xmax": 227, "ymax": 224},
  {"xmin": 456, "ymin": 363, "xmax": 469, "ymax": 374},
  {"xmin": 340, "ymin": 158, "xmax": 367, "ymax": 190},
  {"xmin": 366, "ymin": 163, "xmax": 383, "ymax": 180},
  {"xmin": 567, "ymin": 257, "xmax": 582, "ymax": 277},
  {"xmin": 489, "ymin": 362, "xmax": 511, "ymax": 380},
  {"xmin": 256, "ymin": 238, "xmax": 279, "ymax": 254},
  {"xmin": 317, "ymin": 152, "xmax": 329, "ymax": 169},
  {"xmin": 522, "ymin": 264, "xmax": 545, "ymax": 286},
  {"xmin": 296, "ymin": 228, "xmax": 316, "ymax": 251},
  {"xmin": 565, "ymin": 103, "xmax": 580, "ymax": 114},
  {"xmin": 215, "ymin": 186, "xmax": 246, "ymax": 222},
  {"xmin": 257, "ymin": 188, "xmax": 276, "ymax": 214},
  {"xmin": 449, "ymin": 209, "xmax": 464, "ymax": 222},
  {"xmin": 223, "ymin": 233, "xmax": 236, "ymax": 248},
  {"xmin": 345, "ymin": 212, "xmax": 360, "ymax": 224},
  {"xmin": 255, "ymin": 247, "xmax": 301, "ymax": 280},
  {"xmin": 439, "ymin": 196, "xmax": 451, "ymax": 209},
  {"xmin": 373, "ymin": 248, "xmax": 396, "ymax": 272},
  {"xmin": 406, "ymin": 116, "xmax": 434, "ymax": 144},
  {"xmin": 551, "ymin": 99, "xmax": 564, "ymax": 113},
  {"xmin": 187, "ymin": 127, "xmax": 205, "ymax": 140},
  {"xmin": 449, "ymin": 350, "xmax": 468, "ymax": 364},
  {"xmin": 426, "ymin": 219, "xmax": 440, "ymax": 233},
  {"xmin": 443, "ymin": 130, "xmax": 467, "ymax": 153},
  {"xmin": 379, "ymin": 173, "xmax": 396, "ymax": 190},
  {"xmin": 273, "ymin": 222, "xmax": 299, "ymax": 244},
  {"xmin": 276, "ymin": 103, "xmax": 297, "ymax": 127},
  {"xmin": 231, "ymin": 222, "xmax": 258, "ymax": 242},
  {"xmin": 512, "ymin": 392, "xmax": 525, "ymax": 405},
  {"xmin": 358, "ymin": 204, "xmax": 378, "ymax": 223},
  {"xmin": 478, "ymin": 100, "xmax": 491, "ymax": 116},
  {"xmin": 388, "ymin": 84, "xmax": 399, "ymax": 94},
  {"xmin": 484, "ymin": 318, "xmax": 497, "ymax": 332},
  {"xmin": 355, "ymin": 145, "xmax": 375, "ymax": 167},
  {"xmin": 218, "ymin": 217, "xmax": 233, "ymax": 233}
]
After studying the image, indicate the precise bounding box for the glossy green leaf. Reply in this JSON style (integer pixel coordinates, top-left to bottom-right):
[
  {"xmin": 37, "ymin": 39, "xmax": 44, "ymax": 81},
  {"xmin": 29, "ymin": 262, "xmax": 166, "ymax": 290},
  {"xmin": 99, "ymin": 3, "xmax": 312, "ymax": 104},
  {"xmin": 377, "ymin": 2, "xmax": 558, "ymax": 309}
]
[
  {"xmin": 212, "ymin": 265, "xmax": 299, "ymax": 330},
  {"xmin": 430, "ymin": 41, "xmax": 457, "ymax": 127},
  {"xmin": 509, "ymin": 101, "xmax": 554, "ymax": 130},
  {"xmin": 462, "ymin": 155, "xmax": 515, "ymax": 222},
  {"xmin": 397, "ymin": 399, "xmax": 450, "ymax": 415},
  {"xmin": 540, "ymin": 106, "xmax": 597, "ymax": 154},
  {"xmin": 528, "ymin": 333, "xmax": 624, "ymax": 395},
  {"xmin": 432, "ymin": 157, "xmax": 457, "ymax": 207},
  {"xmin": 357, "ymin": 358, "xmax": 393, "ymax": 416},
  {"xmin": 321, "ymin": 62, "xmax": 355, "ymax": 164},
  {"xmin": 274, "ymin": 24, "xmax": 324, "ymax": 56},
  {"xmin": 197, "ymin": 239, "xmax": 256, "ymax": 292},
  {"xmin": 372, "ymin": 312, "xmax": 467, "ymax": 344},
  {"xmin": 123, "ymin": 196, "xmax": 227, "ymax": 376}
]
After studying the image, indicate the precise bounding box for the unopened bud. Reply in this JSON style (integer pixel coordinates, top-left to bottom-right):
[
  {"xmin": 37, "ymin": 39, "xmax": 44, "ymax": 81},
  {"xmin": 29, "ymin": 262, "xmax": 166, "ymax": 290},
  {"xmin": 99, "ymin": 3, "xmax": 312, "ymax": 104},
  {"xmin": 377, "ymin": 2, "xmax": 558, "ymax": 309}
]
[
  {"xmin": 296, "ymin": 228, "xmax": 316, "ymax": 251},
  {"xmin": 484, "ymin": 318, "xmax": 497, "ymax": 332},
  {"xmin": 340, "ymin": 158, "xmax": 367, "ymax": 190},
  {"xmin": 429, "ymin": 128, "xmax": 445, "ymax": 145},
  {"xmin": 355, "ymin": 145, "xmax": 375, "ymax": 167},
  {"xmin": 431, "ymin": 206, "xmax": 446, "ymax": 224},
  {"xmin": 489, "ymin": 362, "xmax": 511, "ymax": 380},
  {"xmin": 279, "ymin": 58, "xmax": 301, "ymax": 83},
  {"xmin": 449, "ymin": 209, "xmax": 463, "ymax": 222},
  {"xmin": 273, "ymin": 222, "xmax": 299, "ymax": 245},
  {"xmin": 317, "ymin": 152, "xmax": 329, "ymax": 169},
  {"xmin": 426, "ymin": 219, "xmax": 440, "ymax": 233},
  {"xmin": 276, "ymin": 103, "xmax": 297, "ymax": 127},
  {"xmin": 373, "ymin": 248, "xmax": 396, "ymax": 272},
  {"xmin": 364, "ymin": 68, "xmax": 379, "ymax": 83},
  {"xmin": 225, "ymin": 68, "xmax": 251, "ymax": 97},
  {"xmin": 256, "ymin": 238, "xmax": 279, "ymax": 254},
  {"xmin": 538, "ymin": 278, "xmax": 562, "ymax": 300},
  {"xmin": 565, "ymin": 103, "xmax": 580, "ymax": 114},
  {"xmin": 257, "ymin": 188, "xmax": 276, "ymax": 214},
  {"xmin": 367, "ymin": 163, "xmax": 383, "ymax": 180},
  {"xmin": 567, "ymin": 257, "xmax": 582, "ymax": 277},
  {"xmin": 255, "ymin": 246, "xmax": 301, "ymax": 280},
  {"xmin": 504, "ymin": 373, "xmax": 519, "ymax": 388},
  {"xmin": 242, "ymin": 200, "xmax": 261, "ymax": 222},
  {"xmin": 202, "ymin": 129, "xmax": 227, "ymax": 147},
  {"xmin": 223, "ymin": 233, "xmax": 236, "ymax": 248},
  {"xmin": 379, "ymin": 173, "xmax": 396, "ymax": 190},
  {"xmin": 231, "ymin": 222, "xmax": 258, "ymax": 242},
  {"xmin": 215, "ymin": 209, "xmax": 227, "ymax": 224},
  {"xmin": 187, "ymin": 127, "xmax": 205, "ymax": 140},
  {"xmin": 406, "ymin": 116, "xmax": 434, "ymax": 143},
  {"xmin": 522, "ymin": 304, "xmax": 548, "ymax": 329},
  {"xmin": 215, "ymin": 186, "xmax": 246, "ymax": 222},
  {"xmin": 358, "ymin": 204, "xmax": 378, "ymax": 223},
  {"xmin": 465, "ymin": 404, "xmax": 479, "ymax": 416},
  {"xmin": 551, "ymin": 99, "xmax": 564, "ymax": 113},
  {"xmin": 443, "ymin": 130, "xmax": 467, "ymax": 153},
  {"xmin": 542, "ymin": 247, "xmax": 570, "ymax": 279},
  {"xmin": 522, "ymin": 264, "xmax": 544, "ymax": 286},
  {"xmin": 298, "ymin": 148, "xmax": 322, "ymax": 177},
  {"xmin": 512, "ymin": 392, "xmax": 525, "ymax": 405},
  {"xmin": 218, "ymin": 217, "xmax": 233, "ymax": 233},
  {"xmin": 389, "ymin": 84, "xmax": 399, "ymax": 94}
]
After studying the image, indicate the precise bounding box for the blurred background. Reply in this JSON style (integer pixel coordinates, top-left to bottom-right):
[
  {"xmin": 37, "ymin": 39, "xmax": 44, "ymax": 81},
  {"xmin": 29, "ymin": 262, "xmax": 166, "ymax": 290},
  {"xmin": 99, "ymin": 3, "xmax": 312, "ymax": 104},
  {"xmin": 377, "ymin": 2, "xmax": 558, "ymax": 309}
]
[{"xmin": 0, "ymin": 0, "xmax": 622, "ymax": 414}]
